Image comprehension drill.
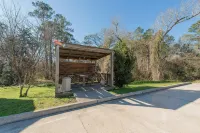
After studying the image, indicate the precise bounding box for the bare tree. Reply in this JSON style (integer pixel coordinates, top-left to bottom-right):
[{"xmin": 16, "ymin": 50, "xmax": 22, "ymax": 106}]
[
  {"xmin": 0, "ymin": 1, "xmax": 43, "ymax": 97},
  {"xmin": 150, "ymin": 0, "xmax": 200, "ymax": 80},
  {"xmin": 154, "ymin": 0, "xmax": 200, "ymax": 39}
]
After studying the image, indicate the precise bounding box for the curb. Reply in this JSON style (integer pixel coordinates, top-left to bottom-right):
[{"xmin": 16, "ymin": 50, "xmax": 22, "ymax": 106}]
[{"xmin": 0, "ymin": 82, "xmax": 191, "ymax": 126}]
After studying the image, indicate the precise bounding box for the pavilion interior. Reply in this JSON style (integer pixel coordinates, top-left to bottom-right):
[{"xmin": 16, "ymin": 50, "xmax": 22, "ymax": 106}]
[{"xmin": 58, "ymin": 44, "xmax": 114, "ymax": 87}]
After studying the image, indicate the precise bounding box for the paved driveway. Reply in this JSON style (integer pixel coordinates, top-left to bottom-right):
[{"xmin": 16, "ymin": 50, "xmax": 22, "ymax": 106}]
[{"xmin": 1, "ymin": 83, "xmax": 200, "ymax": 133}]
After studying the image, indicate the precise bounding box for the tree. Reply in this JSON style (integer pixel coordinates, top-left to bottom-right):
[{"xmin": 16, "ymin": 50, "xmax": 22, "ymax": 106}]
[
  {"xmin": 29, "ymin": 2, "xmax": 75, "ymax": 79},
  {"xmin": 0, "ymin": 2, "xmax": 42, "ymax": 97},
  {"xmin": 83, "ymin": 19, "xmax": 122, "ymax": 48},
  {"xmin": 143, "ymin": 29, "xmax": 154, "ymax": 77},
  {"xmin": 54, "ymin": 14, "xmax": 74, "ymax": 43},
  {"xmin": 151, "ymin": 0, "xmax": 200, "ymax": 80},
  {"xmin": 143, "ymin": 29, "xmax": 154, "ymax": 40},
  {"xmin": 83, "ymin": 20, "xmax": 123, "ymax": 76},
  {"xmin": 182, "ymin": 20, "xmax": 200, "ymax": 54},
  {"xmin": 154, "ymin": 0, "xmax": 200, "ymax": 39},
  {"xmin": 83, "ymin": 33, "xmax": 103, "ymax": 47},
  {"xmin": 28, "ymin": 1, "xmax": 55, "ymax": 21},
  {"xmin": 127, "ymin": 28, "xmax": 154, "ymax": 80},
  {"xmin": 189, "ymin": 20, "xmax": 200, "ymax": 33},
  {"xmin": 17, "ymin": 27, "xmax": 42, "ymax": 97},
  {"xmin": 29, "ymin": 1, "xmax": 55, "ymax": 79},
  {"xmin": 133, "ymin": 27, "xmax": 144, "ymax": 40},
  {"xmin": 0, "ymin": 62, "xmax": 17, "ymax": 86},
  {"xmin": 114, "ymin": 41, "xmax": 134, "ymax": 87},
  {"xmin": 149, "ymin": 31, "xmax": 163, "ymax": 80},
  {"xmin": 163, "ymin": 20, "xmax": 200, "ymax": 81}
]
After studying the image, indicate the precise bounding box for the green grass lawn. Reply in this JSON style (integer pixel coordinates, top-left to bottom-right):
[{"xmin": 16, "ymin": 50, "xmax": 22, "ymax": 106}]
[
  {"xmin": 110, "ymin": 81, "xmax": 182, "ymax": 95},
  {"xmin": 0, "ymin": 85, "xmax": 76, "ymax": 117},
  {"xmin": 193, "ymin": 80, "xmax": 200, "ymax": 83}
]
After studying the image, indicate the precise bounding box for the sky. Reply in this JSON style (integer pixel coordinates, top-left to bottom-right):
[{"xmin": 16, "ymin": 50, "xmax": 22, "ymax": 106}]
[{"xmin": 1, "ymin": 0, "xmax": 199, "ymax": 42}]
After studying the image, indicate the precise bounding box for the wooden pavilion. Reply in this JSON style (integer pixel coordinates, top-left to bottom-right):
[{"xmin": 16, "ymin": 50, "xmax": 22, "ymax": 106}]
[{"xmin": 55, "ymin": 43, "xmax": 114, "ymax": 97}]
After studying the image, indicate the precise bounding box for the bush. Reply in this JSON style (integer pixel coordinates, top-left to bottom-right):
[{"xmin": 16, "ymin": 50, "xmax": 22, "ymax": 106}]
[
  {"xmin": 163, "ymin": 58, "xmax": 199, "ymax": 81},
  {"xmin": 0, "ymin": 63, "xmax": 18, "ymax": 86},
  {"xmin": 114, "ymin": 41, "xmax": 135, "ymax": 87}
]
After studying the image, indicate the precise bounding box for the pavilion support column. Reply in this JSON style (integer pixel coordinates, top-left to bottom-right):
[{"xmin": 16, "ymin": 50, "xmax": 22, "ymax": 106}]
[
  {"xmin": 110, "ymin": 51, "xmax": 114, "ymax": 87},
  {"xmin": 55, "ymin": 45, "xmax": 60, "ymax": 97}
]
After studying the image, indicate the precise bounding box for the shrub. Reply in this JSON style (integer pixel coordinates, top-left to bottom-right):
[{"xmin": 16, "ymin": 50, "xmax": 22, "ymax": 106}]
[
  {"xmin": 163, "ymin": 58, "xmax": 199, "ymax": 81},
  {"xmin": 0, "ymin": 63, "xmax": 18, "ymax": 86},
  {"xmin": 114, "ymin": 41, "xmax": 135, "ymax": 87}
]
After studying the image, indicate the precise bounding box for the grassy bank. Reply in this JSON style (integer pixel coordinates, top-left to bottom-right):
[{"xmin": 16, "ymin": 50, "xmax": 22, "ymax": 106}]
[
  {"xmin": 193, "ymin": 80, "xmax": 200, "ymax": 83},
  {"xmin": 0, "ymin": 85, "xmax": 76, "ymax": 117},
  {"xmin": 110, "ymin": 81, "xmax": 181, "ymax": 95}
]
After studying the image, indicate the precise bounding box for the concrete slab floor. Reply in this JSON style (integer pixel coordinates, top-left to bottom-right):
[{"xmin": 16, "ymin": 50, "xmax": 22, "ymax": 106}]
[
  {"xmin": 0, "ymin": 83, "xmax": 200, "ymax": 133},
  {"xmin": 72, "ymin": 84, "xmax": 114, "ymax": 102}
]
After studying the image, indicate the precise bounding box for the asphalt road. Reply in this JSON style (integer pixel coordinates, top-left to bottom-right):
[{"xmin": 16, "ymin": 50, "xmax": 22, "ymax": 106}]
[{"xmin": 1, "ymin": 83, "xmax": 200, "ymax": 133}]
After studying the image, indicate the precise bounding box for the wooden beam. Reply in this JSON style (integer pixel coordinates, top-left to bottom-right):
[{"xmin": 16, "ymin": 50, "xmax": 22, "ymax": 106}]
[
  {"xmin": 110, "ymin": 51, "xmax": 114, "ymax": 87},
  {"xmin": 60, "ymin": 56, "xmax": 98, "ymax": 61},
  {"xmin": 60, "ymin": 50, "xmax": 109, "ymax": 60},
  {"xmin": 60, "ymin": 55, "xmax": 99, "ymax": 60},
  {"xmin": 60, "ymin": 48, "xmax": 110, "ymax": 56},
  {"xmin": 60, "ymin": 53, "xmax": 106, "ymax": 58},
  {"xmin": 55, "ymin": 45, "xmax": 60, "ymax": 96},
  {"xmin": 60, "ymin": 49, "xmax": 107, "ymax": 56},
  {"xmin": 65, "ymin": 43, "xmax": 112, "ymax": 52},
  {"xmin": 60, "ymin": 44, "xmax": 112, "ymax": 54},
  {"xmin": 60, "ymin": 51, "xmax": 109, "ymax": 60}
]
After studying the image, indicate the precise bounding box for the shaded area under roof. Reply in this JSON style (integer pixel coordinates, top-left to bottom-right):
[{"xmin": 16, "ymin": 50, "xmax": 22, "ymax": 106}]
[{"xmin": 59, "ymin": 43, "xmax": 113, "ymax": 60}]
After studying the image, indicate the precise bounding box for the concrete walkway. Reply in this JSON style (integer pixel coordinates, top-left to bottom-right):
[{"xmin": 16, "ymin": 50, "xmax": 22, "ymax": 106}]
[
  {"xmin": 72, "ymin": 84, "xmax": 114, "ymax": 102},
  {"xmin": 1, "ymin": 83, "xmax": 200, "ymax": 133}
]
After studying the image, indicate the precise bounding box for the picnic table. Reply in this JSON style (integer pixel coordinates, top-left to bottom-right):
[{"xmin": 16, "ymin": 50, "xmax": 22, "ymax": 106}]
[{"xmin": 78, "ymin": 74, "xmax": 89, "ymax": 86}]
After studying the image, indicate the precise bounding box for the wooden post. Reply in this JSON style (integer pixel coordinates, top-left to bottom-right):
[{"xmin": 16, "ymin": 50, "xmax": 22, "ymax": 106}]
[
  {"xmin": 110, "ymin": 51, "xmax": 114, "ymax": 87},
  {"xmin": 55, "ymin": 45, "xmax": 60, "ymax": 96}
]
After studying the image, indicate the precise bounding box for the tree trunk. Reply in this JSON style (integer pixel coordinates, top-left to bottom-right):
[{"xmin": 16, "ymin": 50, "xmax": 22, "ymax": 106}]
[
  {"xmin": 49, "ymin": 40, "xmax": 53, "ymax": 79},
  {"xmin": 147, "ymin": 43, "xmax": 151, "ymax": 78},
  {"xmin": 44, "ymin": 42, "xmax": 49, "ymax": 79},
  {"xmin": 150, "ymin": 31, "xmax": 163, "ymax": 81},
  {"xmin": 19, "ymin": 85, "xmax": 24, "ymax": 97},
  {"xmin": 24, "ymin": 84, "xmax": 31, "ymax": 97}
]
